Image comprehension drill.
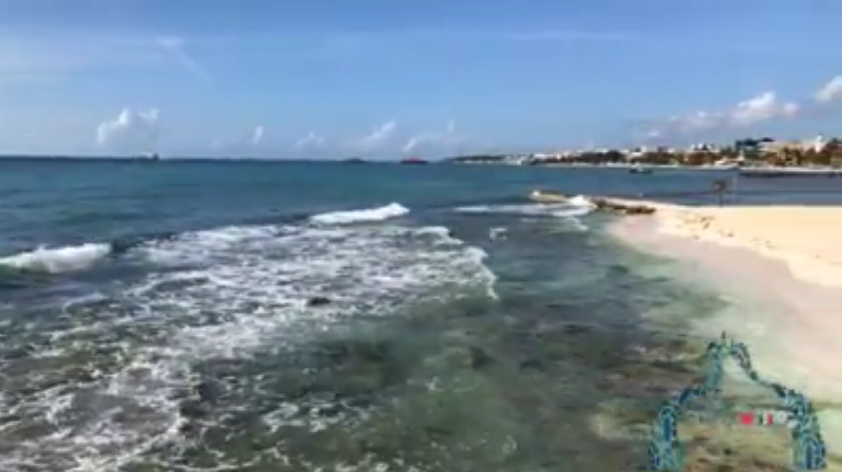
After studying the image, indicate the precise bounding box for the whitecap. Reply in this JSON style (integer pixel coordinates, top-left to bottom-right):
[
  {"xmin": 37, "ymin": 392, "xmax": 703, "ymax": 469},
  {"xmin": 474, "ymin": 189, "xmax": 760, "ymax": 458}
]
[
  {"xmin": 310, "ymin": 202, "xmax": 410, "ymax": 225},
  {"xmin": 0, "ymin": 220, "xmax": 497, "ymax": 471},
  {"xmin": 454, "ymin": 195, "xmax": 595, "ymax": 219},
  {"xmin": 0, "ymin": 243, "xmax": 111, "ymax": 274}
]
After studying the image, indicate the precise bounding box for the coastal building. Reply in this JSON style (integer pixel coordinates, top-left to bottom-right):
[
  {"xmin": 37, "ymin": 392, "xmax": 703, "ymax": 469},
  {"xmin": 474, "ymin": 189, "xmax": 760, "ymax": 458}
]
[
  {"xmin": 688, "ymin": 143, "xmax": 718, "ymax": 152},
  {"xmin": 448, "ymin": 132, "xmax": 838, "ymax": 167},
  {"xmin": 760, "ymin": 140, "xmax": 791, "ymax": 154},
  {"xmin": 807, "ymin": 134, "xmax": 827, "ymax": 153}
]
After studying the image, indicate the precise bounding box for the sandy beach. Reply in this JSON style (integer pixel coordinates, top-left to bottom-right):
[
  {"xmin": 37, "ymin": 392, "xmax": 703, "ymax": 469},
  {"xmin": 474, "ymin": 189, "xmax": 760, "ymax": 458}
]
[
  {"xmin": 611, "ymin": 200, "xmax": 842, "ymax": 463},
  {"xmin": 625, "ymin": 202, "xmax": 842, "ymax": 288}
]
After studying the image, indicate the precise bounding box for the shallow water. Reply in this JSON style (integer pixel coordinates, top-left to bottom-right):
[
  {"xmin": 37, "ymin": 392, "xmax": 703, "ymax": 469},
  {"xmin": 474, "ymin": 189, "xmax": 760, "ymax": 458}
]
[
  {"xmin": 612, "ymin": 215, "xmax": 842, "ymax": 469},
  {"xmin": 1, "ymin": 160, "xmax": 837, "ymax": 471}
]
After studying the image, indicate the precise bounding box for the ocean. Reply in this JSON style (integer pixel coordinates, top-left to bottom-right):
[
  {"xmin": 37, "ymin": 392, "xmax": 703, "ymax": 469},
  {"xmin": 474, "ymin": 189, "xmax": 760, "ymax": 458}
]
[{"xmin": 0, "ymin": 160, "xmax": 834, "ymax": 472}]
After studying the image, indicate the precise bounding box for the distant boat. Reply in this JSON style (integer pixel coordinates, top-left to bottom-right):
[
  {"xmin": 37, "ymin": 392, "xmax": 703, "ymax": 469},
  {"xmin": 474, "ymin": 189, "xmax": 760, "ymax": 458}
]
[
  {"xmin": 400, "ymin": 157, "xmax": 428, "ymax": 165},
  {"xmin": 629, "ymin": 164, "xmax": 652, "ymax": 174},
  {"xmin": 342, "ymin": 157, "xmax": 367, "ymax": 164}
]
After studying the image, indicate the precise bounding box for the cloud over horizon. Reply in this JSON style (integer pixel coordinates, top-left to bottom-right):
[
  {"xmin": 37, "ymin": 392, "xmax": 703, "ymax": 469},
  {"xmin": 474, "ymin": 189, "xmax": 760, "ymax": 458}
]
[
  {"xmin": 295, "ymin": 131, "xmax": 325, "ymax": 149},
  {"xmin": 88, "ymin": 113, "xmax": 473, "ymax": 158},
  {"xmin": 250, "ymin": 125, "xmax": 264, "ymax": 144},
  {"xmin": 76, "ymin": 73, "xmax": 842, "ymax": 158},
  {"xmin": 210, "ymin": 125, "xmax": 267, "ymax": 155},
  {"xmin": 403, "ymin": 120, "xmax": 463, "ymax": 154},
  {"xmin": 816, "ymin": 76, "xmax": 842, "ymax": 103},
  {"xmin": 349, "ymin": 120, "xmax": 398, "ymax": 152},
  {"xmin": 281, "ymin": 120, "xmax": 472, "ymax": 158},
  {"xmin": 643, "ymin": 75, "xmax": 842, "ymax": 142},
  {"xmin": 96, "ymin": 108, "xmax": 161, "ymax": 153},
  {"xmin": 1, "ymin": 1, "xmax": 842, "ymax": 157}
]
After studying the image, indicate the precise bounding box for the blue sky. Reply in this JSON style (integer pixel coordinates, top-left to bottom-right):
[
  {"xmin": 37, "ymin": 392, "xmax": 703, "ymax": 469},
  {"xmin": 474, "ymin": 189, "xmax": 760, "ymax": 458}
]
[{"xmin": 1, "ymin": 0, "xmax": 841, "ymax": 158}]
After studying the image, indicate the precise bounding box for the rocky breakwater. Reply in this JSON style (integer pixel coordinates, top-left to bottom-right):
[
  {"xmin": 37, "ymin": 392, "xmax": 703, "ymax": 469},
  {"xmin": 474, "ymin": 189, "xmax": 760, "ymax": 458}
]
[
  {"xmin": 591, "ymin": 197, "xmax": 657, "ymax": 215},
  {"xmin": 528, "ymin": 191, "xmax": 656, "ymax": 215}
]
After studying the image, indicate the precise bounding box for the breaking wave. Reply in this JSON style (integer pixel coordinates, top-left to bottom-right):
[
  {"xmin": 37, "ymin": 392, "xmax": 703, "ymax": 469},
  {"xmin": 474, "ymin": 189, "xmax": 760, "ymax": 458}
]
[
  {"xmin": 0, "ymin": 243, "xmax": 112, "ymax": 274},
  {"xmin": 309, "ymin": 202, "xmax": 410, "ymax": 225},
  {"xmin": 0, "ymin": 202, "xmax": 414, "ymax": 276},
  {"xmin": 454, "ymin": 195, "xmax": 596, "ymax": 232},
  {"xmin": 454, "ymin": 194, "xmax": 595, "ymax": 219},
  {"xmin": 0, "ymin": 205, "xmax": 497, "ymax": 471}
]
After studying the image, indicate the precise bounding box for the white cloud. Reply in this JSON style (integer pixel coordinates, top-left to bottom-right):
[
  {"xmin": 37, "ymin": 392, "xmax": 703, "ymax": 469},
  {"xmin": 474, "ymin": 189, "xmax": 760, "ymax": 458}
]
[
  {"xmin": 646, "ymin": 91, "xmax": 799, "ymax": 138},
  {"xmin": 402, "ymin": 120, "xmax": 461, "ymax": 153},
  {"xmin": 95, "ymin": 108, "xmax": 161, "ymax": 153},
  {"xmin": 730, "ymin": 92, "xmax": 799, "ymax": 124},
  {"xmin": 293, "ymin": 120, "xmax": 473, "ymax": 157},
  {"xmin": 251, "ymin": 125, "xmax": 264, "ymax": 144},
  {"xmin": 211, "ymin": 125, "xmax": 266, "ymax": 153},
  {"xmin": 642, "ymin": 74, "xmax": 842, "ymax": 141},
  {"xmin": 402, "ymin": 134, "xmax": 431, "ymax": 153},
  {"xmin": 403, "ymin": 121, "xmax": 456, "ymax": 152},
  {"xmin": 295, "ymin": 131, "xmax": 325, "ymax": 149},
  {"xmin": 816, "ymin": 76, "xmax": 842, "ymax": 103},
  {"xmin": 352, "ymin": 120, "xmax": 397, "ymax": 151}
]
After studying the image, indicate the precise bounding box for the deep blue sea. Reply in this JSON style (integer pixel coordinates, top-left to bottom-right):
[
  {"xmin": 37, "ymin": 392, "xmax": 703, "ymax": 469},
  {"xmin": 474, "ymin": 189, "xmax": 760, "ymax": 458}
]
[{"xmin": 1, "ymin": 160, "xmax": 841, "ymax": 472}]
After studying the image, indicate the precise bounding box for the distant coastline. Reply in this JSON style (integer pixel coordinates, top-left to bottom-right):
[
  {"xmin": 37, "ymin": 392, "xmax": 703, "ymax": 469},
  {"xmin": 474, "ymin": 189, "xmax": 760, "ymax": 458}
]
[
  {"xmin": 445, "ymin": 159, "xmax": 842, "ymax": 175},
  {"xmin": 4, "ymin": 134, "xmax": 842, "ymax": 177},
  {"xmin": 0, "ymin": 155, "xmax": 394, "ymax": 164},
  {"xmin": 1, "ymin": 156, "xmax": 839, "ymax": 177},
  {"xmin": 442, "ymin": 135, "xmax": 842, "ymax": 171}
]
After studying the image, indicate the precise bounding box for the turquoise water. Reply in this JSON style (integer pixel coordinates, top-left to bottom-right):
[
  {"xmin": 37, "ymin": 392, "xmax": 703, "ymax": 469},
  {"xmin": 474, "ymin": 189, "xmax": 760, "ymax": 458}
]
[{"xmin": 0, "ymin": 160, "xmax": 834, "ymax": 471}]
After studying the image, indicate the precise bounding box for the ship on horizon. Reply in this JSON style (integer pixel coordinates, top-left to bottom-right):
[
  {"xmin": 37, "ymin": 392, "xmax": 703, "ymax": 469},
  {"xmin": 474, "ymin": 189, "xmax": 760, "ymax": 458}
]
[{"xmin": 132, "ymin": 152, "xmax": 160, "ymax": 161}]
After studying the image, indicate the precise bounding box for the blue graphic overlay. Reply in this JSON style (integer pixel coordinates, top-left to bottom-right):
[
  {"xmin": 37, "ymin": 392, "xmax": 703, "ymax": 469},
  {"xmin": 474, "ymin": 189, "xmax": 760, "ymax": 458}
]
[{"xmin": 644, "ymin": 332, "xmax": 827, "ymax": 471}]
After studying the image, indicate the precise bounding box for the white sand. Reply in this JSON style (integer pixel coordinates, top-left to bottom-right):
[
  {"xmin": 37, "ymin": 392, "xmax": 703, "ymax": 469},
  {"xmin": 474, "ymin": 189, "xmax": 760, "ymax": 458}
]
[
  {"xmin": 648, "ymin": 203, "xmax": 842, "ymax": 289},
  {"xmin": 610, "ymin": 202, "xmax": 842, "ymax": 457}
]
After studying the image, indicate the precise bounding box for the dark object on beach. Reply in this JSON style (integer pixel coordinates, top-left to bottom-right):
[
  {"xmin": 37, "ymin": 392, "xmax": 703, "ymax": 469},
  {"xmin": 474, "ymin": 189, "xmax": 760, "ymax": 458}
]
[
  {"xmin": 625, "ymin": 206, "xmax": 655, "ymax": 214},
  {"xmin": 307, "ymin": 296, "xmax": 331, "ymax": 307},
  {"xmin": 711, "ymin": 179, "xmax": 729, "ymax": 206},
  {"xmin": 592, "ymin": 198, "xmax": 656, "ymax": 215},
  {"xmin": 400, "ymin": 157, "xmax": 428, "ymax": 165}
]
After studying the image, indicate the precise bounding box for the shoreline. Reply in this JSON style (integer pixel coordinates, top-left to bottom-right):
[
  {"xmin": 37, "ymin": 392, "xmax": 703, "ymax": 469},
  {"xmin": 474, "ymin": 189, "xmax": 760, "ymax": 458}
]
[
  {"xmin": 607, "ymin": 198, "xmax": 842, "ymax": 288},
  {"xmin": 453, "ymin": 161, "xmax": 842, "ymax": 174},
  {"xmin": 456, "ymin": 161, "xmax": 736, "ymax": 171},
  {"xmin": 608, "ymin": 200, "xmax": 842, "ymax": 459}
]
